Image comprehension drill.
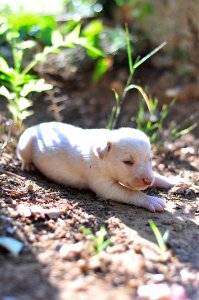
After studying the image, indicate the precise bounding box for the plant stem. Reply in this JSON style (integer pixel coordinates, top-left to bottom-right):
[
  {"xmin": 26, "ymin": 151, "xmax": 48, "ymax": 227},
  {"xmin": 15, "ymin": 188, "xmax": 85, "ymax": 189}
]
[{"xmin": 22, "ymin": 46, "xmax": 56, "ymax": 75}]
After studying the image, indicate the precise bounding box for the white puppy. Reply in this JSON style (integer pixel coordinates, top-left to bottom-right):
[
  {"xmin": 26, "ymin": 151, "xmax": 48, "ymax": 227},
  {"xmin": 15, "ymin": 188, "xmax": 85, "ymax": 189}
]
[{"xmin": 17, "ymin": 122, "xmax": 178, "ymax": 212}]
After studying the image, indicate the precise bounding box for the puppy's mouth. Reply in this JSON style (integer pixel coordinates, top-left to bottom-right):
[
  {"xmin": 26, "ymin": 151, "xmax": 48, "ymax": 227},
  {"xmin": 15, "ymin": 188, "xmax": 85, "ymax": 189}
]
[{"xmin": 118, "ymin": 182, "xmax": 147, "ymax": 191}]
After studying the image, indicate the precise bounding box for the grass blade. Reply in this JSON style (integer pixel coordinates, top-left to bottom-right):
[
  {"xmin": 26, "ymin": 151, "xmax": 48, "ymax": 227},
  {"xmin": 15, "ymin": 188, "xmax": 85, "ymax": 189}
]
[
  {"xmin": 172, "ymin": 123, "xmax": 197, "ymax": 137},
  {"xmin": 125, "ymin": 25, "xmax": 133, "ymax": 74},
  {"xmin": 125, "ymin": 84, "xmax": 152, "ymax": 113},
  {"xmin": 148, "ymin": 219, "xmax": 167, "ymax": 253},
  {"xmin": 134, "ymin": 42, "xmax": 166, "ymax": 69}
]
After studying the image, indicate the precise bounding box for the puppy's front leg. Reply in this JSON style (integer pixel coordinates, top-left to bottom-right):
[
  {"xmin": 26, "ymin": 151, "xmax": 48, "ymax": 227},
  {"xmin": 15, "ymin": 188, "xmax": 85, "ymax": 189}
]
[
  {"xmin": 92, "ymin": 180, "xmax": 166, "ymax": 212},
  {"xmin": 152, "ymin": 172, "xmax": 187, "ymax": 189},
  {"xmin": 152, "ymin": 172, "xmax": 174, "ymax": 189}
]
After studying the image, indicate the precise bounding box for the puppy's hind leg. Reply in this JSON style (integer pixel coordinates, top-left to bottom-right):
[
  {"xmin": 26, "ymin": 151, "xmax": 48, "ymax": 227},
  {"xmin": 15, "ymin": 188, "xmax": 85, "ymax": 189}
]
[{"xmin": 17, "ymin": 128, "xmax": 35, "ymax": 171}]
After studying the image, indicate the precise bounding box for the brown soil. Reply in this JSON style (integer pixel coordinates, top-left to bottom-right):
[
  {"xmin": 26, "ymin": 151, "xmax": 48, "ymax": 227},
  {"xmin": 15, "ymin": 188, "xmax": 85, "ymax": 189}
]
[{"xmin": 0, "ymin": 62, "xmax": 199, "ymax": 300}]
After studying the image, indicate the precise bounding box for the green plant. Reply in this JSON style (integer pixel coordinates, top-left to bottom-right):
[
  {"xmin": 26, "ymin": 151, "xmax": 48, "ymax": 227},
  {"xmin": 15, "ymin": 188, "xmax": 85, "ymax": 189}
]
[
  {"xmin": 8, "ymin": 13, "xmax": 57, "ymax": 45},
  {"xmin": 0, "ymin": 23, "xmax": 103, "ymax": 128},
  {"xmin": 148, "ymin": 219, "xmax": 169, "ymax": 259},
  {"xmin": 132, "ymin": 97, "xmax": 197, "ymax": 143},
  {"xmin": 132, "ymin": 97, "xmax": 172, "ymax": 143},
  {"xmin": 107, "ymin": 25, "xmax": 166, "ymax": 129},
  {"xmin": 170, "ymin": 114, "xmax": 197, "ymax": 138},
  {"xmin": 0, "ymin": 32, "xmax": 52, "ymax": 128},
  {"xmin": 0, "ymin": 13, "xmax": 57, "ymax": 45},
  {"xmin": 80, "ymin": 225, "xmax": 112, "ymax": 254}
]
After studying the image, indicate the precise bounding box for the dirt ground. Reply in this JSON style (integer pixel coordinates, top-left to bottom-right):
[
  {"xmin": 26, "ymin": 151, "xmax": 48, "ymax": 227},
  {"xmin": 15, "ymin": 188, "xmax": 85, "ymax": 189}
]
[{"xmin": 0, "ymin": 61, "xmax": 199, "ymax": 300}]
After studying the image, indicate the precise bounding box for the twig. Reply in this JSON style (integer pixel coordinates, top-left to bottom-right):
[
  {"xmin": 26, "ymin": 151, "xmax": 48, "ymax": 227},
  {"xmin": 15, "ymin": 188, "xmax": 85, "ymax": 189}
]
[{"xmin": 0, "ymin": 169, "xmax": 25, "ymax": 180}]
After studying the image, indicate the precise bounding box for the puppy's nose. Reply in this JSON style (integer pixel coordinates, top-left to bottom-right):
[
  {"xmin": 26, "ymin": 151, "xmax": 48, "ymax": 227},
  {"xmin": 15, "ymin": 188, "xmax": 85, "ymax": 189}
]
[{"xmin": 142, "ymin": 176, "xmax": 153, "ymax": 186}]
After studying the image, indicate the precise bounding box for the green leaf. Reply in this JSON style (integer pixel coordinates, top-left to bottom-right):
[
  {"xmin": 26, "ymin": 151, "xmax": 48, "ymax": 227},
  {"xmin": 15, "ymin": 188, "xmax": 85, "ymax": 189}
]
[
  {"xmin": 8, "ymin": 100, "xmax": 33, "ymax": 121},
  {"xmin": 98, "ymin": 239, "xmax": 112, "ymax": 253},
  {"xmin": 20, "ymin": 79, "xmax": 53, "ymax": 97},
  {"xmin": 172, "ymin": 123, "xmax": 197, "ymax": 137},
  {"xmin": 97, "ymin": 226, "xmax": 106, "ymax": 245},
  {"xmin": 8, "ymin": 73, "xmax": 37, "ymax": 89},
  {"xmin": 0, "ymin": 57, "xmax": 11, "ymax": 73},
  {"xmin": 92, "ymin": 57, "xmax": 111, "ymax": 81},
  {"xmin": 51, "ymin": 30, "xmax": 63, "ymax": 46},
  {"xmin": 75, "ymin": 37, "xmax": 104, "ymax": 57},
  {"xmin": 79, "ymin": 226, "xmax": 94, "ymax": 237},
  {"xmin": 17, "ymin": 97, "xmax": 32, "ymax": 111},
  {"xmin": 19, "ymin": 109, "xmax": 33, "ymax": 120},
  {"xmin": 18, "ymin": 40, "xmax": 36, "ymax": 50},
  {"xmin": 64, "ymin": 24, "xmax": 81, "ymax": 46},
  {"xmin": 125, "ymin": 25, "xmax": 133, "ymax": 74},
  {"xmin": 134, "ymin": 42, "xmax": 166, "ymax": 69},
  {"xmin": 60, "ymin": 20, "xmax": 78, "ymax": 35},
  {"xmin": 0, "ymin": 21, "xmax": 9, "ymax": 35},
  {"xmin": 83, "ymin": 20, "xmax": 103, "ymax": 37},
  {"xmin": 113, "ymin": 89, "xmax": 120, "ymax": 105},
  {"xmin": 0, "ymin": 86, "xmax": 15, "ymax": 100},
  {"xmin": 7, "ymin": 13, "xmax": 57, "ymax": 44},
  {"xmin": 7, "ymin": 103, "xmax": 19, "ymax": 119},
  {"xmin": 163, "ymin": 230, "xmax": 170, "ymax": 243},
  {"xmin": 6, "ymin": 31, "xmax": 20, "ymax": 41},
  {"xmin": 148, "ymin": 219, "xmax": 167, "ymax": 253}
]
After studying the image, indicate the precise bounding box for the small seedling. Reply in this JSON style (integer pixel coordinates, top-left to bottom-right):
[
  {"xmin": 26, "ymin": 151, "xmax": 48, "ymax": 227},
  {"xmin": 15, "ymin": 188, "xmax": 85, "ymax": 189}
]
[
  {"xmin": 79, "ymin": 225, "xmax": 112, "ymax": 254},
  {"xmin": 148, "ymin": 219, "xmax": 169, "ymax": 259}
]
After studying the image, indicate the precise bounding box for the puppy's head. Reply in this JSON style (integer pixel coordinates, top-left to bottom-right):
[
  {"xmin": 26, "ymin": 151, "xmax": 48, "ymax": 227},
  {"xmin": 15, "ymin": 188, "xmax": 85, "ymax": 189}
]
[{"xmin": 94, "ymin": 128, "xmax": 154, "ymax": 191}]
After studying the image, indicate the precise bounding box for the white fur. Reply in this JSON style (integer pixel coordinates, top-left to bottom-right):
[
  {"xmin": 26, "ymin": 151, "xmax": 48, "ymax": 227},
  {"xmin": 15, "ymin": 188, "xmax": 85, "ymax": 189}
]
[{"xmin": 17, "ymin": 122, "xmax": 178, "ymax": 212}]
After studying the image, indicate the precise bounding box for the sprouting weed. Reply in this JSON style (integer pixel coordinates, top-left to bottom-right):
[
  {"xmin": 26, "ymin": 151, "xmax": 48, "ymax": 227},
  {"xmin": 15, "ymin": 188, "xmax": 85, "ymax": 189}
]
[
  {"xmin": 79, "ymin": 225, "xmax": 112, "ymax": 254},
  {"xmin": 132, "ymin": 97, "xmax": 171, "ymax": 143},
  {"xmin": 132, "ymin": 97, "xmax": 197, "ymax": 143},
  {"xmin": 148, "ymin": 219, "xmax": 169, "ymax": 259}
]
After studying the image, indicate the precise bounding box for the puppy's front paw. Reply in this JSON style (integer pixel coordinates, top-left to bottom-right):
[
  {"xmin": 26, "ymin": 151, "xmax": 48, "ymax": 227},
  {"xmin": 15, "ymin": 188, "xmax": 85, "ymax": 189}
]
[
  {"xmin": 167, "ymin": 176, "xmax": 191, "ymax": 188},
  {"xmin": 172, "ymin": 179, "xmax": 191, "ymax": 188},
  {"xmin": 143, "ymin": 195, "xmax": 166, "ymax": 212}
]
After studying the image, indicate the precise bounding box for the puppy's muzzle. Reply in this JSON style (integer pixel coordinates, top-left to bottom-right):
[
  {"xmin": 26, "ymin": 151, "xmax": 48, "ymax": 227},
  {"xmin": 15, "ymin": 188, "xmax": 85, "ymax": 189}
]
[{"xmin": 142, "ymin": 175, "xmax": 154, "ymax": 187}]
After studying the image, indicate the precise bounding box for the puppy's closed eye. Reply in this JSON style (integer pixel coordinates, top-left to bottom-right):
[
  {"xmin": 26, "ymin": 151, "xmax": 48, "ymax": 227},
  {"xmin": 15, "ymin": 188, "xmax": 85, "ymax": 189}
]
[{"xmin": 123, "ymin": 160, "xmax": 134, "ymax": 166}]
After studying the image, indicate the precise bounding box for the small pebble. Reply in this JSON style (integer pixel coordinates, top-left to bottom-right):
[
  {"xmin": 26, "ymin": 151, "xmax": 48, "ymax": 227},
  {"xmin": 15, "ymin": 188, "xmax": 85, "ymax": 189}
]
[{"xmin": 59, "ymin": 242, "xmax": 84, "ymax": 258}]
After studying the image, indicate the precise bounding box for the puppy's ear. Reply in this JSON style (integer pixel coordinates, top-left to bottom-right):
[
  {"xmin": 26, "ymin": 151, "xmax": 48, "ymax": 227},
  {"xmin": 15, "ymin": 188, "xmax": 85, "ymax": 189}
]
[{"xmin": 94, "ymin": 141, "xmax": 112, "ymax": 159}]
